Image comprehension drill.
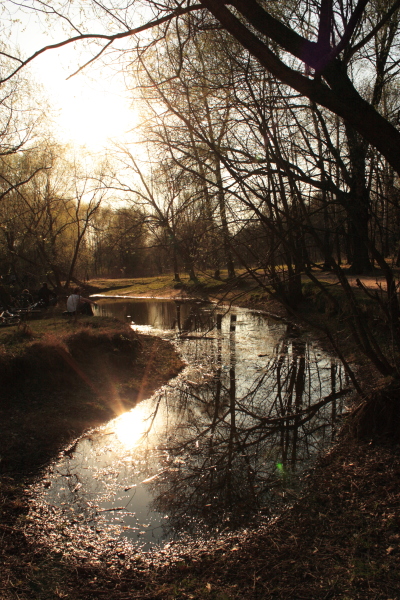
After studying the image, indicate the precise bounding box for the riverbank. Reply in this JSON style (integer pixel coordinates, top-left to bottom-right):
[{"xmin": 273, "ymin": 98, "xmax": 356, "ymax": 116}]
[
  {"xmin": 0, "ymin": 310, "xmax": 185, "ymax": 598},
  {"xmin": 0, "ymin": 314, "xmax": 184, "ymax": 475},
  {"xmin": 1, "ymin": 279, "xmax": 399, "ymax": 599}
]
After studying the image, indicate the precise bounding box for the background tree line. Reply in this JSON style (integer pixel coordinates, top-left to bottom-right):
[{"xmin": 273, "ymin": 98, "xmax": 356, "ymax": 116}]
[{"xmin": 2, "ymin": 0, "xmax": 400, "ymax": 406}]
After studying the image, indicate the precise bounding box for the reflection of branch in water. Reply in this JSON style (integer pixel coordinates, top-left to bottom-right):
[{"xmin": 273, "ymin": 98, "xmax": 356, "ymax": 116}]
[
  {"xmin": 175, "ymin": 303, "xmax": 237, "ymax": 340},
  {"xmin": 235, "ymin": 391, "xmax": 351, "ymax": 453},
  {"xmin": 141, "ymin": 393, "xmax": 163, "ymax": 438},
  {"xmin": 144, "ymin": 332, "xmax": 351, "ymax": 535},
  {"xmin": 237, "ymin": 389, "xmax": 351, "ymax": 429},
  {"xmin": 97, "ymin": 507, "xmax": 127, "ymax": 512},
  {"xmin": 179, "ymin": 306, "xmax": 215, "ymax": 335}
]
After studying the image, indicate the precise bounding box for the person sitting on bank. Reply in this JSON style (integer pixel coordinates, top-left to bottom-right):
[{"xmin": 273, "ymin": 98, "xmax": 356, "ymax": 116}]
[
  {"xmin": 37, "ymin": 282, "xmax": 57, "ymax": 307},
  {"xmin": 67, "ymin": 288, "xmax": 96, "ymax": 317}
]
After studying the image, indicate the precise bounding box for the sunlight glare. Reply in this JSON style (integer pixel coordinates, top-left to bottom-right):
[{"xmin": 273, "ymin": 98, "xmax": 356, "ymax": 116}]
[
  {"xmin": 114, "ymin": 405, "xmax": 148, "ymax": 448},
  {"xmin": 30, "ymin": 51, "xmax": 139, "ymax": 151},
  {"xmin": 10, "ymin": 7, "xmax": 140, "ymax": 151},
  {"xmin": 57, "ymin": 82, "xmax": 138, "ymax": 150}
]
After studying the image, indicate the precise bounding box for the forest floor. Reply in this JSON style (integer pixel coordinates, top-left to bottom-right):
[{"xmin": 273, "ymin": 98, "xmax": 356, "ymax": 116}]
[{"xmin": 1, "ymin": 274, "xmax": 400, "ymax": 599}]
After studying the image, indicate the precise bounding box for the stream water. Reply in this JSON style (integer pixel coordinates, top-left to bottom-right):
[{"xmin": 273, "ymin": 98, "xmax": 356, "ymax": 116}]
[{"xmin": 29, "ymin": 298, "xmax": 351, "ymax": 557}]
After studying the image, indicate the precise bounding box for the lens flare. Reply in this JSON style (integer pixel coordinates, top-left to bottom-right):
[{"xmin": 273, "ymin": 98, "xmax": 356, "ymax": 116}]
[{"xmin": 114, "ymin": 406, "xmax": 148, "ymax": 448}]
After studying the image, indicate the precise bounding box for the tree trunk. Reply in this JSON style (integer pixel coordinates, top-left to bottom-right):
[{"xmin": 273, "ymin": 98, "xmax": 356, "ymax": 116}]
[
  {"xmin": 215, "ymin": 158, "xmax": 235, "ymax": 279},
  {"xmin": 200, "ymin": 0, "xmax": 400, "ymax": 177},
  {"xmin": 345, "ymin": 124, "xmax": 373, "ymax": 275}
]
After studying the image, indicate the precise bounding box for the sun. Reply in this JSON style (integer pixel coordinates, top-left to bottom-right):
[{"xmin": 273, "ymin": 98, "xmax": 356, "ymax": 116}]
[
  {"xmin": 9, "ymin": 3, "xmax": 141, "ymax": 152},
  {"xmin": 30, "ymin": 49, "xmax": 139, "ymax": 151},
  {"xmin": 57, "ymin": 80, "xmax": 138, "ymax": 150}
]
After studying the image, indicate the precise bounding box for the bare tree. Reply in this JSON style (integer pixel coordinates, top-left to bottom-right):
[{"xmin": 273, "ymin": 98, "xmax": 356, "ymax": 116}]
[{"xmin": 3, "ymin": 0, "xmax": 400, "ymax": 176}]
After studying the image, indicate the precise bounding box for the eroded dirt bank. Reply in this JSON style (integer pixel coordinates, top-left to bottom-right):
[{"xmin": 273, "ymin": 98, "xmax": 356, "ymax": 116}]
[{"xmin": 0, "ymin": 318, "xmax": 184, "ymax": 475}]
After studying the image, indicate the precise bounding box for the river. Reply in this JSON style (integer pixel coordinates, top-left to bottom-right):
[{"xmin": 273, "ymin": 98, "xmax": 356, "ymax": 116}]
[{"xmin": 28, "ymin": 298, "xmax": 351, "ymax": 558}]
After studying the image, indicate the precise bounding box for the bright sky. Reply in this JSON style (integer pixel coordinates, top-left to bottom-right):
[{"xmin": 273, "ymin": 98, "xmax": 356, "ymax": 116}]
[
  {"xmin": 10, "ymin": 8, "xmax": 139, "ymax": 153},
  {"xmin": 32, "ymin": 52, "xmax": 138, "ymax": 152}
]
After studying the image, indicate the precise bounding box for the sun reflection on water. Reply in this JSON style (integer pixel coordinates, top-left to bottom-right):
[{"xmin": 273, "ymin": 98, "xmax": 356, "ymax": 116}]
[{"xmin": 114, "ymin": 406, "xmax": 149, "ymax": 448}]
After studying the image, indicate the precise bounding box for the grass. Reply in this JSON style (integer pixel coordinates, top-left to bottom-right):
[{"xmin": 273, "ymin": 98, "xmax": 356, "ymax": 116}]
[
  {"xmin": 0, "ymin": 314, "xmax": 121, "ymax": 353},
  {"xmin": 88, "ymin": 275, "xmax": 175, "ymax": 295},
  {"xmin": 87, "ymin": 270, "xmax": 258, "ymax": 299},
  {"xmin": 86, "ymin": 267, "xmax": 394, "ymax": 324}
]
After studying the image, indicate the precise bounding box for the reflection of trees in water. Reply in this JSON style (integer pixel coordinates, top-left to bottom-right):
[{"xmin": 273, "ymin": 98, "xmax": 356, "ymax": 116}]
[
  {"xmin": 149, "ymin": 322, "xmax": 351, "ymax": 535},
  {"xmin": 34, "ymin": 309, "xmax": 352, "ymax": 549},
  {"xmin": 173, "ymin": 301, "xmax": 217, "ymax": 335}
]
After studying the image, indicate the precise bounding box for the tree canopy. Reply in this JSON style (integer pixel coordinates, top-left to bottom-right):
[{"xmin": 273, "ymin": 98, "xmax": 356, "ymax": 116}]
[{"xmin": 3, "ymin": 0, "xmax": 400, "ymax": 173}]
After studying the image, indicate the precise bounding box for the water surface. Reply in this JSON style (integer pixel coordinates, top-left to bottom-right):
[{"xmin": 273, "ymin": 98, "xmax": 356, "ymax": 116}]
[{"xmin": 30, "ymin": 299, "xmax": 350, "ymax": 555}]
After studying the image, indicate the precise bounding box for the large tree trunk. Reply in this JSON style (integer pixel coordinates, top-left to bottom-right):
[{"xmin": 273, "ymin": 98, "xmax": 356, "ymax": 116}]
[
  {"xmin": 345, "ymin": 125, "xmax": 373, "ymax": 275},
  {"xmin": 200, "ymin": 0, "xmax": 400, "ymax": 177}
]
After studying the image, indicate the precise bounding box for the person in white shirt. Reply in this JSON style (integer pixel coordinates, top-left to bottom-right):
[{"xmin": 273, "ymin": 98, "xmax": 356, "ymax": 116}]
[{"xmin": 67, "ymin": 287, "xmax": 96, "ymax": 318}]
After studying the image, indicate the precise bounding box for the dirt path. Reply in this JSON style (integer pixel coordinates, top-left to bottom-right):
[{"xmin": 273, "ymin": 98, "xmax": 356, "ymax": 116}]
[{"xmin": 319, "ymin": 272, "xmax": 390, "ymax": 290}]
